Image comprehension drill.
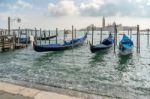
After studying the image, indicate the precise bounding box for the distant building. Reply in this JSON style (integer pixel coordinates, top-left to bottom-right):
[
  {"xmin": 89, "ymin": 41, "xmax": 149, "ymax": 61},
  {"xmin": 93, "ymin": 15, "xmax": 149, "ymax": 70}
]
[{"xmin": 79, "ymin": 17, "xmax": 137, "ymax": 31}]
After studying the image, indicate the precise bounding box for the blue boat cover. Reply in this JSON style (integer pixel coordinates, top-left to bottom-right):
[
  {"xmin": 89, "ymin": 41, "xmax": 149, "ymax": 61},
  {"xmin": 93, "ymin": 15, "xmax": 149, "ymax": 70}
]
[
  {"xmin": 40, "ymin": 33, "xmax": 87, "ymax": 47},
  {"xmin": 119, "ymin": 34, "xmax": 133, "ymax": 50},
  {"xmin": 18, "ymin": 37, "xmax": 30, "ymax": 44},
  {"xmin": 102, "ymin": 33, "xmax": 114, "ymax": 45}
]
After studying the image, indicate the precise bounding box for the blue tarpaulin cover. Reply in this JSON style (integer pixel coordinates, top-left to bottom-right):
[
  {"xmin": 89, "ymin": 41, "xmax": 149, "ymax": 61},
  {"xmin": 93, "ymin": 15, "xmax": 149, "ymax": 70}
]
[{"xmin": 119, "ymin": 34, "xmax": 133, "ymax": 50}]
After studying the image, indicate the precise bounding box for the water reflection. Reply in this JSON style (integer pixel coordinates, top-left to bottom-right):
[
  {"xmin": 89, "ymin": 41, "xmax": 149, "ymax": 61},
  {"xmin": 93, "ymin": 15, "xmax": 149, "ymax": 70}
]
[
  {"xmin": 90, "ymin": 50, "xmax": 109, "ymax": 65},
  {"xmin": 116, "ymin": 54, "xmax": 132, "ymax": 72},
  {"xmin": 118, "ymin": 54, "xmax": 132, "ymax": 65}
]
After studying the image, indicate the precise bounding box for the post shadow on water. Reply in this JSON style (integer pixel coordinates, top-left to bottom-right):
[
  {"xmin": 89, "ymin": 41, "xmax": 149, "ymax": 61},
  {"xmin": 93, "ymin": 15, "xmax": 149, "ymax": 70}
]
[
  {"xmin": 34, "ymin": 51, "xmax": 65, "ymax": 62},
  {"xmin": 32, "ymin": 51, "xmax": 65, "ymax": 69},
  {"xmin": 116, "ymin": 54, "xmax": 133, "ymax": 72},
  {"xmin": 89, "ymin": 50, "xmax": 109, "ymax": 66}
]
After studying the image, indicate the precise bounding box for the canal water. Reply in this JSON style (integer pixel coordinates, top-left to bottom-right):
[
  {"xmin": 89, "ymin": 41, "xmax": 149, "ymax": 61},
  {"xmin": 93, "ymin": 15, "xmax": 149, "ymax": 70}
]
[{"xmin": 0, "ymin": 31, "xmax": 150, "ymax": 98}]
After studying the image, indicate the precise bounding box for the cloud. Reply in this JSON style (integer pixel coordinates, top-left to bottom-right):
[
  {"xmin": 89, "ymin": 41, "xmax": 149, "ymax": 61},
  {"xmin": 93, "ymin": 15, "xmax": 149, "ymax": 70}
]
[
  {"xmin": 0, "ymin": 0, "xmax": 32, "ymax": 11},
  {"xmin": 16, "ymin": 0, "xmax": 32, "ymax": 9},
  {"xmin": 47, "ymin": 0, "xmax": 150, "ymax": 17},
  {"xmin": 48, "ymin": 0, "xmax": 78, "ymax": 16}
]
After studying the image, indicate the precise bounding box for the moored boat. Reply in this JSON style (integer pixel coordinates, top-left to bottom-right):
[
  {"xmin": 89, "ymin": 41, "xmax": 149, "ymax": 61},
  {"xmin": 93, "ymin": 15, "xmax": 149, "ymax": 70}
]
[
  {"xmin": 33, "ymin": 33, "xmax": 87, "ymax": 52},
  {"xmin": 90, "ymin": 33, "xmax": 114, "ymax": 53},
  {"xmin": 119, "ymin": 34, "xmax": 133, "ymax": 55}
]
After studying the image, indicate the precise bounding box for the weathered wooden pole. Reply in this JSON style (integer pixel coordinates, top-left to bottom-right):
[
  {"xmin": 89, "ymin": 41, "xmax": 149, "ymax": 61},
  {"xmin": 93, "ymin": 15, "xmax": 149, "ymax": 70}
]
[
  {"xmin": 75, "ymin": 28, "xmax": 76, "ymax": 39},
  {"xmin": 114, "ymin": 24, "xmax": 117, "ymax": 53},
  {"xmin": 92, "ymin": 25, "xmax": 94, "ymax": 45},
  {"xmin": 1, "ymin": 36, "xmax": 4, "ymax": 51},
  {"xmin": 137, "ymin": 25, "xmax": 140, "ymax": 53},
  {"xmin": 18, "ymin": 27, "xmax": 20, "ymax": 44},
  {"xmin": 130, "ymin": 28, "xmax": 132, "ymax": 39},
  {"xmin": 64, "ymin": 29, "xmax": 66, "ymax": 43},
  {"xmin": 40, "ymin": 28, "xmax": 42, "ymax": 45},
  {"xmin": 49, "ymin": 30, "xmax": 50, "ymax": 44},
  {"xmin": 35, "ymin": 28, "xmax": 37, "ymax": 44},
  {"xmin": 13, "ymin": 30, "xmax": 16, "ymax": 50},
  {"xmin": 100, "ymin": 28, "xmax": 102, "ymax": 43},
  {"xmin": 44, "ymin": 31, "xmax": 46, "ymax": 44},
  {"xmin": 72, "ymin": 25, "xmax": 74, "ymax": 47},
  {"xmin": 8, "ymin": 17, "xmax": 10, "ymax": 35},
  {"xmin": 56, "ymin": 28, "xmax": 58, "ymax": 44},
  {"xmin": 147, "ymin": 29, "xmax": 149, "ymax": 46},
  {"xmin": 25, "ymin": 29, "xmax": 28, "ymax": 47},
  {"xmin": 0, "ymin": 31, "xmax": 2, "ymax": 36}
]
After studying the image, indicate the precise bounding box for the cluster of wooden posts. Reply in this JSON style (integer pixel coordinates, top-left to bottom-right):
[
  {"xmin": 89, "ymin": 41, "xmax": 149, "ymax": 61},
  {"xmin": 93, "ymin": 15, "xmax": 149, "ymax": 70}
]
[
  {"xmin": 0, "ymin": 28, "xmax": 29, "ymax": 51},
  {"xmin": 0, "ymin": 25, "xmax": 78, "ymax": 51},
  {"xmin": 91, "ymin": 24, "xmax": 150, "ymax": 53},
  {"xmin": 34, "ymin": 26, "xmax": 77, "ymax": 46},
  {"xmin": 0, "ymin": 24, "xmax": 150, "ymax": 53}
]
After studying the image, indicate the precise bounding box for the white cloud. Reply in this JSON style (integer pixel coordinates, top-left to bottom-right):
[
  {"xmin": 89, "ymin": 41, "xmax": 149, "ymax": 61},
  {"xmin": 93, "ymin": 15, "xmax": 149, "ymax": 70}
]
[
  {"xmin": 48, "ymin": 0, "xmax": 78, "ymax": 16},
  {"xmin": 0, "ymin": 0, "xmax": 32, "ymax": 10},
  {"xmin": 17, "ymin": 0, "xmax": 32, "ymax": 9}
]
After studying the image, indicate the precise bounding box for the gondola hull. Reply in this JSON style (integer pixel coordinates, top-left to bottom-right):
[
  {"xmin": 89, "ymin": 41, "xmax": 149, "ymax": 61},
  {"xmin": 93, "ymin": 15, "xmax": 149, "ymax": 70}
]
[
  {"xmin": 90, "ymin": 44, "xmax": 112, "ymax": 53},
  {"xmin": 33, "ymin": 33, "xmax": 87, "ymax": 52},
  {"xmin": 119, "ymin": 47, "xmax": 133, "ymax": 55}
]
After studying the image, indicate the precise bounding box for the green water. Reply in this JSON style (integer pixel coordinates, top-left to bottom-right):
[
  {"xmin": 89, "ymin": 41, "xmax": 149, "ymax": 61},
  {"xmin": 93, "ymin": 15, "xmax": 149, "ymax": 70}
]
[{"xmin": 0, "ymin": 31, "xmax": 150, "ymax": 98}]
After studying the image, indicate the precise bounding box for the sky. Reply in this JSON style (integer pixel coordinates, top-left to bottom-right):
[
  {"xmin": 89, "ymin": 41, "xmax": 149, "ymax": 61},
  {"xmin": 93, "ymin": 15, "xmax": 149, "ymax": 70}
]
[{"xmin": 0, "ymin": 0, "xmax": 150, "ymax": 30}]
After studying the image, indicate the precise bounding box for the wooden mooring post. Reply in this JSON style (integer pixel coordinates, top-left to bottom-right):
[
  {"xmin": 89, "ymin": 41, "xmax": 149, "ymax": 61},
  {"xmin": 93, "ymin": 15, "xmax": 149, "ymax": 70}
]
[
  {"xmin": 49, "ymin": 30, "xmax": 50, "ymax": 44},
  {"xmin": 56, "ymin": 28, "xmax": 58, "ymax": 44},
  {"xmin": 18, "ymin": 27, "xmax": 20, "ymax": 44},
  {"xmin": 35, "ymin": 28, "xmax": 37, "ymax": 44},
  {"xmin": 8, "ymin": 17, "xmax": 10, "ymax": 35},
  {"xmin": 91, "ymin": 25, "xmax": 94, "ymax": 45},
  {"xmin": 44, "ymin": 30, "xmax": 46, "ymax": 44},
  {"xmin": 72, "ymin": 25, "xmax": 74, "ymax": 47},
  {"xmin": 64, "ymin": 29, "xmax": 66, "ymax": 43},
  {"xmin": 26, "ymin": 29, "xmax": 28, "ymax": 47},
  {"xmin": 100, "ymin": 28, "xmax": 102, "ymax": 43},
  {"xmin": 114, "ymin": 24, "xmax": 117, "ymax": 53},
  {"xmin": 137, "ymin": 25, "xmax": 140, "ymax": 53},
  {"xmin": 1, "ymin": 36, "xmax": 4, "ymax": 51},
  {"xmin": 40, "ymin": 28, "xmax": 42, "ymax": 45},
  {"xmin": 130, "ymin": 28, "xmax": 132, "ymax": 39},
  {"xmin": 13, "ymin": 30, "xmax": 16, "ymax": 50},
  {"xmin": 147, "ymin": 29, "xmax": 149, "ymax": 46},
  {"xmin": 75, "ymin": 28, "xmax": 76, "ymax": 39}
]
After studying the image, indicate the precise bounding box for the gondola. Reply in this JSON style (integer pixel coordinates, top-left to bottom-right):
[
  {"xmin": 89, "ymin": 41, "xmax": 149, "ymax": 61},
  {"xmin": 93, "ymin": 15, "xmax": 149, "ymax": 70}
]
[
  {"xmin": 33, "ymin": 33, "xmax": 87, "ymax": 52},
  {"xmin": 119, "ymin": 34, "xmax": 133, "ymax": 55},
  {"xmin": 90, "ymin": 33, "xmax": 114, "ymax": 53},
  {"xmin": 37, "ymin": 35, "xmax": 57, "ymax": 40}
]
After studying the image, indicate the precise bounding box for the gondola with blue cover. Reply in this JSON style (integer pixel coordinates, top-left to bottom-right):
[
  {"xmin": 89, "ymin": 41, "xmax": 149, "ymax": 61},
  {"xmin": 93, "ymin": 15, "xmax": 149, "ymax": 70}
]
[
  {"xmin": 33, "ymin": 33, "xmax": 87, "ymax": 52},
  {"xmin": 90, "ymin": 33, "xmax": 114, "ymax": 53},
  {"xmin": 119, "ymin": 34, "xmax": 133, "ymax": 55}
]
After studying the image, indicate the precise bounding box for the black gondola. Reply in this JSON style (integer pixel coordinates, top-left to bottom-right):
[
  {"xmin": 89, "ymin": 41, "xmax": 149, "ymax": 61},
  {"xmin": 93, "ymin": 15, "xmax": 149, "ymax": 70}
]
[
  {"xmin": 90, "ymin": 33, "xmax": 114, "ymax": 53},
  {"xmin": 33, "ymin": 33, "xmax": 87, "ymax": 52}
]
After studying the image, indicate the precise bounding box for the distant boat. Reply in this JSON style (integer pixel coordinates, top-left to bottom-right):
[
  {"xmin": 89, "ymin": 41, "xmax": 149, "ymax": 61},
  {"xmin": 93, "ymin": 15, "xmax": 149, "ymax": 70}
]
[
  {"xmin": 119, "ymin": 34, "xmax": 133, "ymax": 55},
  {"xmin": 16, "ymin": 37, "xmax": 30, "ymax": 44},
  {"xmin": 90, "ymin": 33, "xmax": 114, "ymax": 53},
  {"xmin": 37, "ymin": 35, "xmax": 57, "ymax": 40},
  {"xmin": 64, "ymin": 30, "xmax": 71, "ymax": 34},
  {"xmin": 33, "ymin": 33, "xmax": 87, "ymax": 52}
]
